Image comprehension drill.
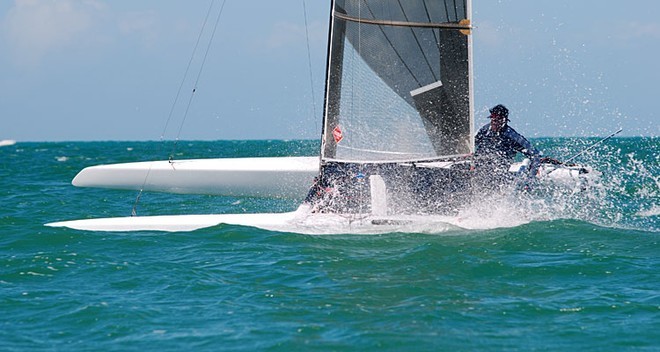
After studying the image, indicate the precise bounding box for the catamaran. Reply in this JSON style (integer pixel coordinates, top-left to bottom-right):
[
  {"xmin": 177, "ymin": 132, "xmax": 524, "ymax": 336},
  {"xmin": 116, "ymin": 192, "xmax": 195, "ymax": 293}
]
[{"xmin": 47, "ymin": 0, "xmax": 598, "ymax": 233}]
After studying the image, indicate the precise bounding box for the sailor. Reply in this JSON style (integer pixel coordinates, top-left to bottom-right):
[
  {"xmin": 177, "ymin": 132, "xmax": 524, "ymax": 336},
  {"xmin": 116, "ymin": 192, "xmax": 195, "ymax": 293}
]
[{"xmin": 474, "ymin": 104, "xmax": 541, "ymax": 190}]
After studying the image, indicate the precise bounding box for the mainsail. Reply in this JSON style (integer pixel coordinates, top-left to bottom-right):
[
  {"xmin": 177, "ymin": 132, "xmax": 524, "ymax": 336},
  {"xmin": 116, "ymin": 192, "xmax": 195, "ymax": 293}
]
[{"xmin": 321, "ymin": 0, "xmax": 473, "ymax": 163}]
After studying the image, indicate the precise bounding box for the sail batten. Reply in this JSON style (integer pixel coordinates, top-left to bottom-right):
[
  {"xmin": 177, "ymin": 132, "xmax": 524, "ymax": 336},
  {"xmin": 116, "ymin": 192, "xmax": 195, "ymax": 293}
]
[
  {"xmin": 333, "ymin": 12, "xmax": 471, "ymax": 30},
  {"xmin": 322, "ymin": 0, "xmax": 473, "ymax": 162}
]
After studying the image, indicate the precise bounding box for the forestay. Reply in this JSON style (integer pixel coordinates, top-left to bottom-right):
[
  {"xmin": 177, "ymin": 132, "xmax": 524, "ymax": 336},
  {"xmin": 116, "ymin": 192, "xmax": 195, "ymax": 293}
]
[{"xmin": 322, "ymin": 0, "xmax": 474, "ymax": 163}]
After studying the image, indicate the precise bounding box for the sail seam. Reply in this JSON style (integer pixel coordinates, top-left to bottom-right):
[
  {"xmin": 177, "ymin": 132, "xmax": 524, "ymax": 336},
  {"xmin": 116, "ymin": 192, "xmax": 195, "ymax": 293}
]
[
  {"xmin": 395, "ymin": 0, "xmax": 438, "ymax": 82},
  {"xmin": 360, "ymin": 3, "xmax": 421, "ymax": 86}
]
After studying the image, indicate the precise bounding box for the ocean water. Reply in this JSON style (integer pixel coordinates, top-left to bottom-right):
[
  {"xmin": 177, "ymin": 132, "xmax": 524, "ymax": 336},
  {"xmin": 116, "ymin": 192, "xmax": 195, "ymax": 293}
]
[{"xmin": 1, "ymin": 138, "xmax": 658, "ymax": 351}]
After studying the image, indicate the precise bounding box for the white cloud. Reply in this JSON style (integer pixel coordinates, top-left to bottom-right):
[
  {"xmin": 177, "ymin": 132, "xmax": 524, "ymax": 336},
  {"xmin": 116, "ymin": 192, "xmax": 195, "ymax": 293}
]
[
  {"xmin": 586, "ymin": 21, "xmax": 660, "ymax": 46},
  {"xmin": 2, "ymin": 0, "xmax": 105, "ymax": 66},
  {"xmin": 622, "ymin": 21, "xmax": 660, "ymax": 40},
  {"xmin": 264, "ymin": 20, "xmax": 325, "ymax": 50},
  {"xmin": 265, "ymin": 21, "xmax": 306, "ymax": 49},
  {"xmin": 118, "ymin": 10, "xmax": 159, "ymax": 47}
]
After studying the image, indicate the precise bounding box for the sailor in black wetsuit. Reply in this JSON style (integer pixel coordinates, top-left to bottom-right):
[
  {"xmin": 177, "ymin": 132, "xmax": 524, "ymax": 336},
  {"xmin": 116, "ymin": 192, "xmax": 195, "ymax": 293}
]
[{"xmin": 474, "ymin": 104, "xmax": 541, "ymax": 190}]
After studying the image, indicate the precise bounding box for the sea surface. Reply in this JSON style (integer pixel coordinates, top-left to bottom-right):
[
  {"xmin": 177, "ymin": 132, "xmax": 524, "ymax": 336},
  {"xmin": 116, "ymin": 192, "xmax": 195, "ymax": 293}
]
[{"xmin": 1, "ymin": 138, "xmax": 658, "ymax": 351}]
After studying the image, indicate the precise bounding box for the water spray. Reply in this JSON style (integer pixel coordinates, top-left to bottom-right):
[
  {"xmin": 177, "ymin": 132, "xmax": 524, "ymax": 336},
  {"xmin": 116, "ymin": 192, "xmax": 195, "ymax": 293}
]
[{"xmin": 564, "ymin": 128, "xmax": 623, "ymax": 164}]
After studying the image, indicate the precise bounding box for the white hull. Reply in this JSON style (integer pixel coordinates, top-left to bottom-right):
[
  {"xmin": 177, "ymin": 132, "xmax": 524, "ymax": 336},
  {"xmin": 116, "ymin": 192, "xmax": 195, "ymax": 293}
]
[
  {"xmin": 72, "ymin": 156, "xmax": 319, "ymax": 199},
  {"xmin": 0, "ymin": 139, "xmax": 16, "ymax": 147},
  {"xmin": 46, "ymin": 205, "xmax": 464, "ymax": 235},
  {"xmin": 47, "ymin": 212, "xmax": 298, "ymax": 233}
]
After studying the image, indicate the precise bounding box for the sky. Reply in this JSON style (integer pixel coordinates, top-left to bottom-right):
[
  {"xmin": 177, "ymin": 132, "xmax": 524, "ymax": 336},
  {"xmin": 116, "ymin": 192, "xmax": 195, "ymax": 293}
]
[{"xmin": 1, "ymin": 0, "xmax": 658, "ymax": 142}]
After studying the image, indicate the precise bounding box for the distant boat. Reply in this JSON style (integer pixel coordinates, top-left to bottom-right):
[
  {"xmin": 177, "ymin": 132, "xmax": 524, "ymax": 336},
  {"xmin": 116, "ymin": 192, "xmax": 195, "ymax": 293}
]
[{"xmin": 0, "ymin": 140, "xmax": 16, "ymax": 147}]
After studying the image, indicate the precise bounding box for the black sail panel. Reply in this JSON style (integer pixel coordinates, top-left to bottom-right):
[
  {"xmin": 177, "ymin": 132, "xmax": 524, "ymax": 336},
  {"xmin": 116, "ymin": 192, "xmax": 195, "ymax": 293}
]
[{"xmin": 322, "ymin": 0, "xmax": 472, "ymax": 162}]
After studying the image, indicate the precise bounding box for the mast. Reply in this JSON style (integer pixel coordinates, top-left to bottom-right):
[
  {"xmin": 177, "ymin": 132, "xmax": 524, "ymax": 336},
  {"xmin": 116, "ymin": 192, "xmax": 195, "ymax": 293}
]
[{"xmin": 320, "ymin": 0, "xmax": 343, "ymax": 161}]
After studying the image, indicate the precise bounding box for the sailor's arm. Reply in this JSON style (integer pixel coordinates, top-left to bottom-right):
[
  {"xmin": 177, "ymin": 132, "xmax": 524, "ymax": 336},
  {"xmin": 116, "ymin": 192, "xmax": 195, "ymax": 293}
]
[
  {"xmin": 506, "ymin": 127, "xmax": 542, "ymax": 181},
  {"xmin": 506, "ymin": 128, "xmax": 540, "ymax": 158}
]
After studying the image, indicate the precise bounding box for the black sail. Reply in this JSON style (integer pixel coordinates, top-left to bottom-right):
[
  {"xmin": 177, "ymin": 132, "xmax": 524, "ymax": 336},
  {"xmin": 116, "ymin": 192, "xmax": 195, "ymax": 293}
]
[{"xmin": 321, "ymin": 0, "xmax": 473, "ymax": 162}]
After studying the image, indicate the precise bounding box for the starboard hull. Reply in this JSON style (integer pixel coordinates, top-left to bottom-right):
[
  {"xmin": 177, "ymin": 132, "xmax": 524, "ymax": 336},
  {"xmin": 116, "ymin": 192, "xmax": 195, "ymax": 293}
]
[{"xmin": 45, "ymin": 205, "xmax": 465, "ymax": 235}]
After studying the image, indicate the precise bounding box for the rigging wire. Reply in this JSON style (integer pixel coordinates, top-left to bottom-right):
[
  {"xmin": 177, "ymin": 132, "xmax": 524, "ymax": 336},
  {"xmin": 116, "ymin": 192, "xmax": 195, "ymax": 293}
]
[
  {"xmin": 160, "ymin": 0, "xmax": 216, "ymax": 144},
  {"xmin": 302, "ymin": 0, "xmax": 318, "ymax": 133},
  {"xmin": 170, "ymin": 0, "xmax": 227, "ymax": 160},
  {"xmin": 131, "ymin": 0, "xmax": 225, "ymax": 216}
]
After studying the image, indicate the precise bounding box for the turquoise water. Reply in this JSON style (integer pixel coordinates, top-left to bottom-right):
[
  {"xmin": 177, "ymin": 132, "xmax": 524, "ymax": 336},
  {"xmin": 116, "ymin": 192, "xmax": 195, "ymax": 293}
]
[{"xmin": 1, "ymin": 138, "xmax": 658, "ymax": 351}]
